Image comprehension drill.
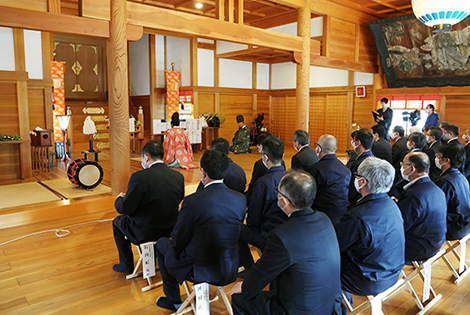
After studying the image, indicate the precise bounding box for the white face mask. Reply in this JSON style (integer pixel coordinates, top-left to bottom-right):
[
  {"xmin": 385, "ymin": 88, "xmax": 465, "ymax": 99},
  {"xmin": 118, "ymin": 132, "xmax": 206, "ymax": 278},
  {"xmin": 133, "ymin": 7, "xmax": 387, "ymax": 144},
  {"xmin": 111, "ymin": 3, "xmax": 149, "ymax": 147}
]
[
  {"xmin": 400, "ymin": 165, "xmax": 412, "ymax": 181},
  {"xmin": 435, "ymin": 156, "xmax": 443, "ymax": 170},
  {"xmin": 293, "ymin": 143, "xmax": 299, "ymax": 151},
  {"xmin": 426, "ymin": 135, "xmax": 431, "ymax": 143},
  {"xmin": 442, "ymin": 133, "xmax": 451, "ymax": 142},
  {"xmin": 425, "ymin": 109, "xmax": 431, "ymax": 115},
  {"xmin": 351, "ymin": 140, "xmax": 359, "ymax": 150},
  {"xmin": 406, "ymin": 142, "xmax": 413, "ymax": 151},
  {"xmin": 463, "ymin": 134, "xmax": 469, "ymax": 143},
  {"xmin": 390, "ymin": 132, "xmax": 398, "ymax": 140},
  {"xmin": 141, "ymin": 157, "xmax": 147, "ymax": 169},
  {"xmin": 315, "ymin": 146, "xmax": 321, "ymax": 156},
  {"xmin": 354, "ymin": 177, "xmax": 363, "ymax": 193}
]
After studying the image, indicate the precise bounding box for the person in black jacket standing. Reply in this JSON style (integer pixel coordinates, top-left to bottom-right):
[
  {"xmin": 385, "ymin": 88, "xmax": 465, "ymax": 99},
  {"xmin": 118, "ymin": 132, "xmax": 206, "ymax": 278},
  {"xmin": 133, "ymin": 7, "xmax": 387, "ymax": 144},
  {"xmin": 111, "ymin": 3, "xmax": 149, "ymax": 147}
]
[
  {"xmin": 375, "ymin": 97, "xmax": 393, "ymax": 141},
  {"xmin": 112, "ymin": 140, "xmax": 184, "ymax": 274}
]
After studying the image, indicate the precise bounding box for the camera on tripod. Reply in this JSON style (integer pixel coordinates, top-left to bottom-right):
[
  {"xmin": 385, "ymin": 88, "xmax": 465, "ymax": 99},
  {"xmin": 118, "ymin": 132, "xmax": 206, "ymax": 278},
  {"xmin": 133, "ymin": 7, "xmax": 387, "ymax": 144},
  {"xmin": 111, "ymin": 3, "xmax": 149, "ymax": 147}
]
[{"xmin": 402, "ymin": 110, "xmax": 421, "ymax": 126}]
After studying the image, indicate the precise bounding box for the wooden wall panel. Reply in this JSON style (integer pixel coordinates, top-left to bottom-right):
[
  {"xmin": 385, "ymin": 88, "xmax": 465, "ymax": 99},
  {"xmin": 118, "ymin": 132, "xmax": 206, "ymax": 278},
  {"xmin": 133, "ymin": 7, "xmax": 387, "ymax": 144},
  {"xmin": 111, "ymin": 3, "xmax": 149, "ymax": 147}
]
[
  {"xmin": 0, "ymin": 82, "xmax": 19, "ymax": 135},
  {"xmin": 218, "ymin": 94, "xmax": 253, "ymax": 142},
  {"xmin": 444, "ymin": 95, "xmax": 470, "ymax": 144},
  {"xmin": 309, "ymin": 94, "xmax": 327, "ymax": 144},
  {"xmin": 256, "ymin": 95, "xmax": 269, "ymax": 131},
  {"xmin": 197, "ymin": 93, "xmax": 215, "ymax": 116},
  {"xmin": 352, "ymin": 87, "xmax": 375, "ymax": 131},
  {"xmin": 28, "ymin": 88, "xmax": 47, "ymax": 130},
  {"xmin": 0, "ymin": 82, "xmax": 20, "ymax": 180},
  {"xmin": 271, "ymin": 95, "xmax": 296, "ymax": 143},
  {"xmin": 329, "ymin": 17, "xmax": 356, "ymax": 61},
  {"xmin": 325, "ymin": 94, "xmax": 349, "ymax": 154},
  {"xmin": 358, "ymin": 25, "xmax": 377, "ymax": 66}
]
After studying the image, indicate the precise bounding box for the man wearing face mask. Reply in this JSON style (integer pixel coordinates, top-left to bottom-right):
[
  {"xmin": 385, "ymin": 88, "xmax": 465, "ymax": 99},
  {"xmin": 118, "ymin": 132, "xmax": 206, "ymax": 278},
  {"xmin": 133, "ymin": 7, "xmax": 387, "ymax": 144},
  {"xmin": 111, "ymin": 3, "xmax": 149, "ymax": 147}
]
[
  {"xmin": 112, "ymin": 140, "xmax": 185, "ymax": 274},
  {"xmin": 336, "ymin": 157, "xmax": 405, "ymax": 306},
  {"xmin": 245, "ymin": 133, "xmax": 286, "ymax": 203},
  {"xmin": 348, "ymin": 129, "xmax": 374, "ymax": 205},
  {"xmin": 307, "ymin": 134, "xmax": 351, "ymax": 223},
  {"xmin": 374, "ymin": 97, "xmax": 393, "ymax": 141},
  {"xmin": 239, "ymin": 137, "xmax": 287, "ymax": 275},
  {"xmin": 435, "ymin": 144, "xmax": 470, "ymax": 241},
  {"xmin": 231, "ymin": 171, "xmax": 343, "ymax": 315},
  {"xmin": 391, "ymin": 126, "xmax": 408, "ymax": 169},
  {"xmin": 442, "ymin": 124, "xmax": 465, "ymax": 174},
  {"xmin": 425, "ymin": 127, "xmax": 443, "ymax": 182},
  {"xmin": 397, "ymin": 152, "xmax": 447, "ymax": 262},
  {"xmin": 291, "ymin": 129, "xmax": 319, "ymax": 171},
  {"xmin": 462, "ymin": 127, "xmax": 470, "ymax": 180},
  {"xmin": 424, "ymin": 104, "xmax": 439, "ymax": 127}
]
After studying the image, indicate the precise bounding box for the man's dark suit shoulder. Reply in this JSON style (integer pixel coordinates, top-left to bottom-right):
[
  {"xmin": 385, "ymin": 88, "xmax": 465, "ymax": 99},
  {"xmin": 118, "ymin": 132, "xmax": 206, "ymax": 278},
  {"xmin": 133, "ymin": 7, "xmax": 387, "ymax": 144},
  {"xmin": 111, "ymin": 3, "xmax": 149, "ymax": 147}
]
[{"xmin": 291, "ymin": 146, "xmax": 319, "ymax": 171}]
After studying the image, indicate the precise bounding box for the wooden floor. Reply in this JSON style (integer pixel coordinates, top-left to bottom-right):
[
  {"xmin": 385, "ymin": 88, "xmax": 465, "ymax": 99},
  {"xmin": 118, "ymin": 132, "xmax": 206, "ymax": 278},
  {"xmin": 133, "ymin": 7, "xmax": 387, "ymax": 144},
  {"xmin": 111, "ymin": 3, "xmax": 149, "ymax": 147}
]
[{"xmin": 1, "ymin": 147, "xmax": 470, "ymax": 314}]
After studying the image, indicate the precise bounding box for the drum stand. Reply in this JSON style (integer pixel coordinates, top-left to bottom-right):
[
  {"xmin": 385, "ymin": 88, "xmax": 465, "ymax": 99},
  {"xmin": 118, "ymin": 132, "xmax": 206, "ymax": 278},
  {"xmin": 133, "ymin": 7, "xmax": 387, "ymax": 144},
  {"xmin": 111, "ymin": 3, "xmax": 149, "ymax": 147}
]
[{"xmin": 61, "ymin": 129, "xmax": 71, "ymax": 161}]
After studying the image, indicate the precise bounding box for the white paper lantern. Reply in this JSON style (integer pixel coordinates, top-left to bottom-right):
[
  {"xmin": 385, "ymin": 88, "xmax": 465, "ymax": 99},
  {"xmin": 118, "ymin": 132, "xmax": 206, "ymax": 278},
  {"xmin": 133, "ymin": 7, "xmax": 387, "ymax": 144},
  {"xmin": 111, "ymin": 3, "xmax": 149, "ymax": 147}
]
[{"xmin": 412, "ymin": 0, "xmax": 470, "ymax": 32}]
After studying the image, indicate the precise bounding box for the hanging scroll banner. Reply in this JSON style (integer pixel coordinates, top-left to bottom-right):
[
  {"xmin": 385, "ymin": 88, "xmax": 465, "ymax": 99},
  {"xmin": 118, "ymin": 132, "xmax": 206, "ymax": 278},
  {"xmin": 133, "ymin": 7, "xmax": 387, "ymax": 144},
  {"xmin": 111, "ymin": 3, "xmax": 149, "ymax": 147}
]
[{"xmin": 165, "ymin": 70, "xmax": 180, "ymax": 121}]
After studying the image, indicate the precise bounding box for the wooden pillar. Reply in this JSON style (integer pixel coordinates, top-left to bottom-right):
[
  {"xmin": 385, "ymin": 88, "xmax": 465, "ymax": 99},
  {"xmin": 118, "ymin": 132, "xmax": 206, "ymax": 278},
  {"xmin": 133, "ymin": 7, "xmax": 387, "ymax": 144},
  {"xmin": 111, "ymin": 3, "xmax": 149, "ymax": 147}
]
[
  {"xmin": 149, "ymin": 34, "xmax": 156, "ymax": 123},
  {"xmin": 108, "ymin": 0, "xmax": 130, "ymax": 195},
  {"xmin": 295, "ymin": 0, "xmax": 311, "ymax": 131}
]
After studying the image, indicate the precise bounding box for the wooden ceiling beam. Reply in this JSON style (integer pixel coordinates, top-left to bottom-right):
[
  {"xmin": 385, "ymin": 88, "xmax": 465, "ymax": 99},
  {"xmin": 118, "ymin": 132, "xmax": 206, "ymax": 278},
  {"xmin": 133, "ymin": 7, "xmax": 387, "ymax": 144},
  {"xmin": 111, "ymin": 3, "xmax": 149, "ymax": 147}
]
[
  {"xmin": 126, "ymin": 2, "xmax": 303, "ymax": 51},
  {"xmin": 217, "ymin": 47, "xmax": 272, "ymax": 58},
  {"xmin": 0, "ymin": 5, "xmax": 143, "ymax": 41}
]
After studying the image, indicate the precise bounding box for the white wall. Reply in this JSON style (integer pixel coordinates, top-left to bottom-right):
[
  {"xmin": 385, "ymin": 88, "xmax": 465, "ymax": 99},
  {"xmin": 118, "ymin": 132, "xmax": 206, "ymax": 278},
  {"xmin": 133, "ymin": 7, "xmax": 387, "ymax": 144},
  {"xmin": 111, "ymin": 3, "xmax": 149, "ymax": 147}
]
[
  {"xmin": 155, "ymin": 35, "xmax": 165, "ymax": 88},
  {"xmin": 166, "ymin": 37, "xmax": 191, "ymax": 86},
  {"xmin": 216, "ymin": 41, "xmax": 248, "ymax": 54},
  {"xmin": 268, "ymin": 17, "xmax": 323, "ymax": 37},
  {"xmin": 354, "ymin": 72, "xmax": 374, "ymax": 86},
  {"xmin": 257, "ymin": 63, "xmax": 270, "ymax": 90},
  {"xmin": 219, "ymin": 59, "xmax": 252, "ymax": 89},
  {"xmin": 310, "ymin": 66, "xmax": 349, "ymax": 87},
  {"xmin": 197, "ymin": 48, "xmax": 214, "ymax": 87},
  {"xmin": 0, "ymin": 27, "xmax": 15, "ymax": 71},
  {"xmin": 271, "ymin": 63, "xmax": 296, "ymax": 89},
  {"xmin": 129, "ymin": 33, "xmax": 149, "ymax": 96},
  {"xmin": 24, "ymin": 30, "xmax": 43, "ymax": 80}
]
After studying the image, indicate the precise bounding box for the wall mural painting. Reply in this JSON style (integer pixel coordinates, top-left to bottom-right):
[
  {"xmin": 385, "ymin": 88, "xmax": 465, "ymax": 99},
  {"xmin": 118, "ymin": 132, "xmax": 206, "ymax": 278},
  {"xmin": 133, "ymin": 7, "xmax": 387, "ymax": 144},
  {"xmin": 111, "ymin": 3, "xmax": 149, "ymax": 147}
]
[{"xmin": 369, "ymin": 15, "xmax": 470, "ymax": 88}]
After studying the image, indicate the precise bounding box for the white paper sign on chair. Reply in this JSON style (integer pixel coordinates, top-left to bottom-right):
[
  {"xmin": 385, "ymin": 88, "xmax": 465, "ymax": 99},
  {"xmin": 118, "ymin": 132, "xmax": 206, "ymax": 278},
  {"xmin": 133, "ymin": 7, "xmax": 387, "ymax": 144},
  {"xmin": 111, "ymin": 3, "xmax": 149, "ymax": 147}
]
[
  {"xmin": 141, "ymin": 242, "xmax": 156, "ymax": 279},
  {"xmin": 194, "ymin": 283, "xmax": 210, "ymax": 315}
]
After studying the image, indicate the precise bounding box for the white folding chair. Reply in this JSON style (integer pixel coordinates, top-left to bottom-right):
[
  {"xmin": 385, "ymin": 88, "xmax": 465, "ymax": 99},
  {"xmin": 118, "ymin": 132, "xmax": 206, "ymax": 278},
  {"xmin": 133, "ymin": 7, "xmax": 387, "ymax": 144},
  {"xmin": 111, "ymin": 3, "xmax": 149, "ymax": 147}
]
[
  {"xmin": 342, "ymin": 278, "xmax": 405, "ymax": 315},
  {"xmin": 400, "ymin": 249, "xmax": 445, "ymax": 315},
  {"xmin": 440, "ymin": 231, "xmax": 470, "ymax": 284},
  {"xmin": 342, "ymin": 249, "xmax": 445, "ymax": 315},
  {"xmin": 174, "ymin": 280, "xmax": 233, "ymax": 315},
  {"xmin": 126, "ymin": 241, "xmax": 163, "ymax": 292}
]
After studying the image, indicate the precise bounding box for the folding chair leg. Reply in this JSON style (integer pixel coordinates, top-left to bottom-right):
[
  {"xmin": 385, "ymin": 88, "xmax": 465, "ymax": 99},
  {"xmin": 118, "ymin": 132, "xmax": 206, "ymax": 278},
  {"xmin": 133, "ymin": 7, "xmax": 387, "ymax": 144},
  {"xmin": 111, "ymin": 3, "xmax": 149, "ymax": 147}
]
[
  {"xmin": 126, "ymin": 246, "xmax": 144, "ymax": 280},
  {"xmin": 218, "ymin": 286, "xmax": 233, "ymax": 315},
  {"xmin": 443, "ymin": 240, "xmax": 470, "ymax": 284}
]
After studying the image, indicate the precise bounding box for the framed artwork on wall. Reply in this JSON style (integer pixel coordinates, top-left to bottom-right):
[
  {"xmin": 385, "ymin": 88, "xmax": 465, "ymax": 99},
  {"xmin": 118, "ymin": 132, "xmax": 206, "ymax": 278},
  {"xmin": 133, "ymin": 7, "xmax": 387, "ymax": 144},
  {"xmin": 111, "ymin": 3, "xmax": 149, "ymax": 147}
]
[{"xmin": 369, "ymin": 15, "xmax": 470, "ymax": 88}]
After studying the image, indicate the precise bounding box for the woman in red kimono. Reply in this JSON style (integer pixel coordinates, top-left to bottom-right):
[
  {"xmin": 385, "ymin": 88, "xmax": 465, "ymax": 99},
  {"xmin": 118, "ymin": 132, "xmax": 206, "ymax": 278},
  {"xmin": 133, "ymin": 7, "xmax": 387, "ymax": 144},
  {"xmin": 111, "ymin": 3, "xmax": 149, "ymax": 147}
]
[{"xmin": 163, "ymin": 112, "xmax": 198, "ymax": 169}]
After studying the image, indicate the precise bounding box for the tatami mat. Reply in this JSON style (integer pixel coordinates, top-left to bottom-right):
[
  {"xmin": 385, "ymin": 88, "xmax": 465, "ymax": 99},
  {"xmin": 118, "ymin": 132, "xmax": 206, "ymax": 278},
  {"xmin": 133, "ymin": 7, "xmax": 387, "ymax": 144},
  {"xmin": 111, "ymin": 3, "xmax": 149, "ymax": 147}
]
[
  {"xmin": 40, "ymin": 178, "xmax": 111, "ymax": 199},
  {"xmin": 0, "ymin": 182, "xmax": 62, "ymax": 209}
]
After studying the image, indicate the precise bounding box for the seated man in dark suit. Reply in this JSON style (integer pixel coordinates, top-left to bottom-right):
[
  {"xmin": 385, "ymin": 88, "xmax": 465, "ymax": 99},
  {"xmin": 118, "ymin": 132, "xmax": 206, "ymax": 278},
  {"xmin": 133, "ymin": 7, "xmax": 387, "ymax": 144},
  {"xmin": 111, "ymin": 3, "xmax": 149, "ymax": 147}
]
[
  {"xmin": 291, "ymin": 129, "xmax": 319, "ymax": 171},
  {"xmin": 425, "ymin": 126, "xmax": 443, "ymax": 182},
  {"xmin": 155, "ymin": 150, "xmax": 246, "ymax": 311},
  {"xmin": 307, "ymin": 134, "xmax": 351, "ymax": 223},
  {"xmin": 463, "ymin": 127, "xmax": 470, "ymax": 180},
  {"xmin": 348, "ymin": 129, "xmax": 374, "ymax": 205},
  {"xmin": 442, "ymin": 124, "xmax": 465, "ymax": 174},
  {"xmin": 391, "ymin": 125, "xmax": 408, "ymax": 169},
  {"xmin": 435, "ymin": 144, "xmax": 470, "ymax": 241},
  {"xmin": 196, "ymin": 137, "xmax": 246, "ymax": 193},
  {"xmin": 112, "ymin": 140, "xmax": 184, "ymax": 274},
  {"xmin": 336, "ymin": 157, "xmax": 405, "ymax": 299},
  {"xmin": 231, "ymin": 171, "xmax": 343, "ymax": 315},
  {"xmin": 239, "ymin": 137, "xmax": 287, "ymax": 273},
  {"xmin": 371, "ymin": 124, "xmax": 392, "ymax": 164},
  {"xmin": 393, "ymin": 132, "xmax": 427, "ymax": 187},
  {"xmin": 245, "ymin": 133, "xmax": 285, "ymax": 202},
  {"xmin": 397, "ymin": 152, "xmax": 447, "ymax": 262}
]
